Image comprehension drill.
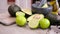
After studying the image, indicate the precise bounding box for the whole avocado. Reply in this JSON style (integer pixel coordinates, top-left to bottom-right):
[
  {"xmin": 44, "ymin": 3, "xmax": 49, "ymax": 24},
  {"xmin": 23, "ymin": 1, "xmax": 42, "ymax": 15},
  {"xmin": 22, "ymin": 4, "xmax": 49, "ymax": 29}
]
[
  {"xmin": 46, "ymin": 13, "xmax": 60, "ymax": 25},
  {"xmin": 57, "ymin": 15, "xmax": 60, "ymax": 25},
  {"xmin": 8, "ymin": 4, "xmax": 22, "ymax": 17}
]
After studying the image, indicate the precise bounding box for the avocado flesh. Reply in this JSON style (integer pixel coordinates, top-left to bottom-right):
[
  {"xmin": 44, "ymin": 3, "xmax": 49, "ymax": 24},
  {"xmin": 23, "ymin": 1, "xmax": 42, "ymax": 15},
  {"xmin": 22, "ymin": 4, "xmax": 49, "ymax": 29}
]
[{"xmin": 8, "ymin": 4, "xmax": 22, "ymax": 17}]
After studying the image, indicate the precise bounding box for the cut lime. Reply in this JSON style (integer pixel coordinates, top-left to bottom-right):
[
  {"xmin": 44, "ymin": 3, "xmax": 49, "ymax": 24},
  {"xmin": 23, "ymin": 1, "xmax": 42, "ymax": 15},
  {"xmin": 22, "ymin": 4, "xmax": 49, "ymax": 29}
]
[
  {"xmin": 27, "ymin": 14, "xmax": 35, "ymax": 21},
  {"xmin": 28, "ymin": 14, "xmax": 44, "ymax": 28},
  {"xmin": 27, "ymin": 14, "xmax": 44, "ymax": 21},
  {"xmin": 16, "ymin": 11, "xmax": 25, "ymax": 17}
]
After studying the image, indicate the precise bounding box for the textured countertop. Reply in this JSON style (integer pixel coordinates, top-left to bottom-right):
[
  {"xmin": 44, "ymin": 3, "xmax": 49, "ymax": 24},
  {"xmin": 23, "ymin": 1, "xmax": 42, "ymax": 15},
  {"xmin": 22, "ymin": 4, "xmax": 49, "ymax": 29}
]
[{"xmin": 0, "ymin": 9, "xmax": 60, "ymax": 34}]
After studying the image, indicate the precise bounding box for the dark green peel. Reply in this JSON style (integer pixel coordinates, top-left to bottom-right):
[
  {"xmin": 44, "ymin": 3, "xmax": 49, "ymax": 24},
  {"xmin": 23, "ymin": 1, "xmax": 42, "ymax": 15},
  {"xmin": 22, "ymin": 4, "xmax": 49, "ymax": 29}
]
[
  {"xmin": 46, "ymin": 13, "xmax": 60, "ymax": 25},
  {"xmin": 8, "ymin": 4, "xmax": 22, "ymax": 17}
]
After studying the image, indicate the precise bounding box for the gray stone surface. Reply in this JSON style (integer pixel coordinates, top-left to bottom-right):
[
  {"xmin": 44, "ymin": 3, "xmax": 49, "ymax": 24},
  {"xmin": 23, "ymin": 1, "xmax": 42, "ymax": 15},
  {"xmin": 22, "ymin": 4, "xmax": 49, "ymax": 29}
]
[
  {"xmin": 0, "ymin": 24, "xmax": 48, "ymax": 34},
  {"xmin": 0, "ymin": 11, "xmax": 59, "ymax": 34},
  {"xmin": 0, "ymin": 24, "xmax": 60, "ymax": 34}
]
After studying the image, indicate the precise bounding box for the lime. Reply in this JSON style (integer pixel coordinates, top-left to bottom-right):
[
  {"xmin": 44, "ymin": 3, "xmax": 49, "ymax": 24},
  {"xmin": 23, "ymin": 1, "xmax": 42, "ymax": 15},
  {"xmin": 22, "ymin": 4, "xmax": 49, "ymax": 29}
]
[
  {"xmin": 16, "ymin": 16, "xmax": 26, "ymax": 26},
  {"xmin": 39, "ymin": 18, "xmax": 50, "ymax": 29},
  {"xmin": 28, "ymin": 14, "xmax": 44, "ymax": 28},
  {"xmin": 16, "ymin": 11, "xmax": 25, "ymax": 17},
  {"xmin": 27, "ymin": 14, "xmax": 44, "ymax": 21},
  {"xmin": 22, "ymin": 9, "xmax": 32, "ymax": 15}
]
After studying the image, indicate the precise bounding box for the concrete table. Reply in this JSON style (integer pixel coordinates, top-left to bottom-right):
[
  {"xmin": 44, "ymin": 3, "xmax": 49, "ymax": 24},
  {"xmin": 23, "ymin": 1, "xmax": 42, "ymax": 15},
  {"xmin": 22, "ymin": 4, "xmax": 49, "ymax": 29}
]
[{"xmin": 0, "ymin": 9, "xmax": 60, "ymax": 34}]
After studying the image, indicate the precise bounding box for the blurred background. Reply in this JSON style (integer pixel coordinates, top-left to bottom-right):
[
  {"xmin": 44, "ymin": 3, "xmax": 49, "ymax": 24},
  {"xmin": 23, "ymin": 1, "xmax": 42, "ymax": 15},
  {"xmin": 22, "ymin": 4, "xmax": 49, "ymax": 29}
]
[{"xmin": 0, "ymin": 0, "xmax": 60, "ymax": 9}]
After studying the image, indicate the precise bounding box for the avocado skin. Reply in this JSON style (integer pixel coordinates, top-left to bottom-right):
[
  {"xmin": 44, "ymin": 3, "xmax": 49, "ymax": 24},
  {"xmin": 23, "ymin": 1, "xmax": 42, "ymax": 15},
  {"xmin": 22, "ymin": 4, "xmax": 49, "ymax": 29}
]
[
  {"xmin": 8, "ymin": 4, "xmax": 21, "ymax": 17},
  {"xmin": 57, "ymin": 16, "xmax": 60, "ymax": 25},
  {"xmin": 46, "ymin": 13, "xmax": 60, "ymax": 25},
  {"xmin": 46, "ymin": 13, "xmax": 59, "ymax": 25}
]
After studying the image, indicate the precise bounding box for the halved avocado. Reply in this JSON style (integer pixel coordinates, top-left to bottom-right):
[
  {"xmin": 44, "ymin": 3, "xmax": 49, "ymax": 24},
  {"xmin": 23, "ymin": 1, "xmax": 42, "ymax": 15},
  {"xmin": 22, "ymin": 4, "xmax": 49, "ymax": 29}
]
[
  {"xmin": 22, "ymin": 9, "xmax": 32, "ymax": 18},
  {"xmin": 8, "ymin": 4, "xmax": 22, "ymax": 17}
]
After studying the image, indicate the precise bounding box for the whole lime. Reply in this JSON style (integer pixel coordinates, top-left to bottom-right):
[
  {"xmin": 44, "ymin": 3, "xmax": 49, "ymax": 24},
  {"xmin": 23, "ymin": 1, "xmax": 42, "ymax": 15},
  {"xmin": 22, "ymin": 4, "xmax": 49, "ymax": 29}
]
[
  {"xmin": 16, "ymin": 16, "xmax": 26, "ymax": 26},
  {"xmin": 39, "ymin": 18, "xmax": 50, "ymax": 29}
]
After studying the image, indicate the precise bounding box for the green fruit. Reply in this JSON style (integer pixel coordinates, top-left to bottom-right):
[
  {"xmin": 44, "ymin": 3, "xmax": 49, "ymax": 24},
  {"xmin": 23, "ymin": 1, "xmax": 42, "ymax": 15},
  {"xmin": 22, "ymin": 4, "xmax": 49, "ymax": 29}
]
[
  {"xmin": 8, "ymin": 4, "xmax": 21, "ymax": 17},
  {"xmin": 16, "ymin": 11, "xmax": 25, "ymax": 17},
  {"xmin": 27, "ymin": 14, "xmax": 44, "ymax": 21},
  {"xmin": 16, "ymin": 16, "xmax": 26, "ymax": 26},
  {"xmin": 28, "ymin": 19, "xmax": 39, "ymax": 28},
  {"xmin": 28, "ymin": 14, "xmax": 44, "ymax": 28},
  {"xmin": 46, "ymin": 13, "xmax": 57, "ymax": 25},
  {"xmin": 22, "ymin": 9, "xmax": 32, "ymax": 18},
  {"xmin": 27, "ymin": 14, "xmax": 36, "ymax": 21},
  {"xmin": 22, "ymin": 9, "xmax": 32, "ymax": 15},
  {"xmin": 39, "ymin": 18, "xmax": 50, "ymax": 29}
]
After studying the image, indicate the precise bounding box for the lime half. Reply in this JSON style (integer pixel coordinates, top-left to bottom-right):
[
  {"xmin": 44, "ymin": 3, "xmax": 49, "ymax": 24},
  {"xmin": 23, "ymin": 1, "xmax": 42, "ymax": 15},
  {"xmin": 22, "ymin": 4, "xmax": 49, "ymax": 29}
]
[
  {"xmin": 28, "ymin": 14, "xmax": 44, "ymax": 28},
  {"xmin": 16, "ymin": 11, "xmax": 25, "ymax": 17}
]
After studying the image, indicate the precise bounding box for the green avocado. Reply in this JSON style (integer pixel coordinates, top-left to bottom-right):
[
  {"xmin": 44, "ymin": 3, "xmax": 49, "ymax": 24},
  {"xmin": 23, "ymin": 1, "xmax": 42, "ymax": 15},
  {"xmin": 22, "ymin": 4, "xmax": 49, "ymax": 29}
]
[
  {"xmin": 57, "ymin": 15, "xmax": 60, "ymax": 25},
  {"xmin": 8, "ymin": 4, "xmax": 22, "ymax": 17},
  {"xmin": 46, "ymin": 13, "xmax": 60, "ymax": 25}
]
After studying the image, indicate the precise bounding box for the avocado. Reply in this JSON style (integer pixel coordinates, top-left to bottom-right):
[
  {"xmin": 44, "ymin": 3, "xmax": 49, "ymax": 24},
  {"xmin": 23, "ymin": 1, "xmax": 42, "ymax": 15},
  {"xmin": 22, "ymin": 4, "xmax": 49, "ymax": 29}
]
[
  {"xmin": 8, "ymin": 4, "xmax": 22, "ymax": 17},
  {"xmin": 46, "ymin": 13, "xmax": 60, "ymax": 25},
  {"xmin": 57, "ymin": 15, "xmax": 60, "ymax": 25},
  {"xmin": 22, "ymin": 9, "xmax": 32, "ymax": 18}
]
